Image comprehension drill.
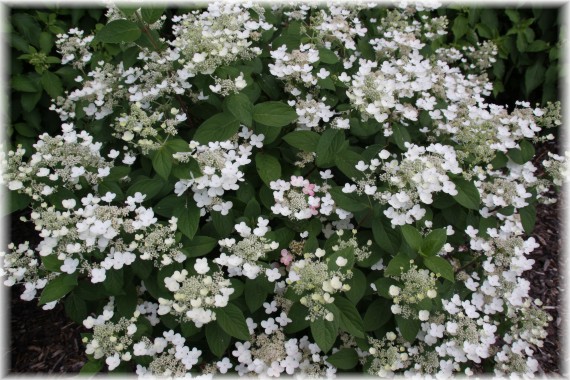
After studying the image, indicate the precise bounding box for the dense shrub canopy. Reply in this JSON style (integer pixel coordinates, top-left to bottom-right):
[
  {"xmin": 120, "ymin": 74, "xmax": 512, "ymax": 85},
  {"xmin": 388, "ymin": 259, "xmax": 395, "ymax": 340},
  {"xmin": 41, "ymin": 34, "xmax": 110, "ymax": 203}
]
[{"xmin": 1, "ymin": 2, "xmax": 565, "ymax": 377}]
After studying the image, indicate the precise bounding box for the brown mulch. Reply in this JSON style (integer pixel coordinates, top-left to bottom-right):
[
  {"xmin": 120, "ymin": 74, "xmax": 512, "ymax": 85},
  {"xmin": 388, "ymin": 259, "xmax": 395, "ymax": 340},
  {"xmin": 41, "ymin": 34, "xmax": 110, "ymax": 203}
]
[{"xmin": 6, "ymin": 142, "xmax": 564, "ymax": 374}]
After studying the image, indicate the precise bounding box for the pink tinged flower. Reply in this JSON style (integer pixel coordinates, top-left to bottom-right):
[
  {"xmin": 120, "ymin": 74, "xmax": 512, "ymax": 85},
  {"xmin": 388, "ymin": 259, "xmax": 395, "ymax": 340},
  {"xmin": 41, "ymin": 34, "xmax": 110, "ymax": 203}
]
[
  {"xmin": 302, "ymin": 183, "xmax": 316, "ymax": 196},
  {"xmin": 290, "ymin": 175, "xmax": 306, "ymax": 187},
  {"xmin": 280, "ymin": 249, "xmax": 294, "ymax": 266}
]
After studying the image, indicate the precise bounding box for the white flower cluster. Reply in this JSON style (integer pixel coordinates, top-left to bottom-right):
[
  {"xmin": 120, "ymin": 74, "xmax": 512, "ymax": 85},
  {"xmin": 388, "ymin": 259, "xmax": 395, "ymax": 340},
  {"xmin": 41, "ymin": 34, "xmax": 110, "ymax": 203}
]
[
  {"xmin": 135, "ymin": 330, "xmax": 203, "ymax": 377},
  {"xmin": 1, "ymin": 124, "xmax": 112, "ymax": 198},
  {"xmin": 231, "ymin": 328, "xmax": 336, "ymax": 377},
  {"xmin": 311, "ymin": 5, "xmax": 367, "ymax": 50},
  {"xmin": 216, "ymin": 217, "xmax": 279, "ymax": 279},
  {"xmin": 174, "ymin": 128, "xmax": 264, "ymax": 215},
  {"xmin": 84, "ymin": 304, "xmax": 139, "ymax": 370},
  {"xmin": 345, "ymin": 143, "xmax": 461, "ymax": 226},
  {"xmin": 286, "ymin": 249, "xmax": 352, "ymax": 321},
  {"xmin": 158, "ymin": 270, "xmax": 234, "ymax": 327},
  {"xmin": 169, "ymin": 3, "xmax": 272, "ymax": 76},
  {"xmin": 387, "ymin": 264, "xmax": 438, "ymax": 320},
  {"xmin": 55, "ymin": 27, "xmax": 93, "ymax": 68},
  {"xmin": 270, "ymin": 175, "xmax": 348, "ymax": 220},
  {"xmin": 269, "ymin": 44, "xmax": 320, "ymax": 87}
]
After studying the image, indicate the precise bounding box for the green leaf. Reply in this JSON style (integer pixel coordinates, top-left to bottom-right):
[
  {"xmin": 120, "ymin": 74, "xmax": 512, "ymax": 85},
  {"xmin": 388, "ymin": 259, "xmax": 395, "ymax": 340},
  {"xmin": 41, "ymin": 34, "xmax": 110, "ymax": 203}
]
[
  {"xmin": 452, "ymin": 15, "xmax": 469, "ymax": 40},
  {"xmin": 363, "ymin": 298, "xmax": 392, "ymax": 331},
  {"xmin": 116, "ymin": 284, "xmax": 138, "ymax": 318},
  {"xmin": 316, "ymin": 129, "xmax": 347, "ymax": 167},
  {"xmin": 255, "ymin": 152, "xmax": 281, "ymax": 186},
  {"xmin": 310, "ymin": 316, "xmax": 338, "ymax": 353},
  {"xmin": 181, "ymin": 236, "xmax": 218, "ymax": 257},
  {"xmin": 20, "ymin": 91, "xmax": 42, "ymax": 112},
  {"xmin": 452, "ymin": 179, "xmax": 481, "ymax": 210},
  {"xmin": 39, "ymin": 274, "xmax": 78, "ymax": 305},
  {"xmin": 141, "ymin": 6, "xmax": 165, "ymax": 24},
  {"xmin": 193, "ymin": 113, "xmax": 240, "ymax": 144},
  {"xmin": 335, "ymin": 296, "xmax": 365, "ymax": 339},
  {"xmin": 206, "ymin": 322, "xmax": 231, "ymax": 358},
  {"xmin": 326, "ymin": 348, "xmax": 358, "ymax": 370},
  {"xmin": 374, "ymin": 277, "xmax": 399, "ymax": 299},
  {"xmin": 318, "ymin": 48, "xmax": 339, "ymax": 64},
  {"xmin": 327, "ymin": 247, "xmax": 355, "ymax": 272},
  {"xmin": 245, "ymin": 277, "xmax": 271, "ymax": 313},
  {"xmin": 80, "ymin": 360, "xmax": 103, "ymax": 374},
  {"xmin": 39, "ymin": 31, "xmax": 54, "ymax": 53},
  {"xmin": 103, "ymin": 269, "xmax": 124, "ymax": 295},
  {"xmin": 335, "ymin": 150, "xmax": 365, "ymax": 180},
  {"xmin": 519, "ymin": 204, "xmax": 536, "ymax": 235},
  {"xmin": 395, "ymin": 315, "xmax": 421, "ymax": 342},
  {"xmin": 329, "ymin": 186, "xmax": 369, "ymax": 212},
  {"xmin": 211, "ymin": 209, "xmax": 235, "ymax": 237},
  {"xmin": 97, "ymin": 19, "xmax": 141, "ymax": 44},
  {"xmin": 152, "ymin": 147, "xmax": 173, "ymax": 179},
  {"xmin": 372, "ymin": 219, "xmax": 399, "ymax": 255},
  {"xmin": 174, "ymin": 201, "xmax": 200, "ymax": 239},
  {"xmin": 8, "ymin": 192, "xmax": 31, "ymax": 215},
  {"xmin": 282, "ymin": 130, "xmax": 320, "ymax": 151},
  {"xmin": 392, "ymin": 124, "xmax": 410, "ymax": 151},
  {"xmin": 424, "ymin": 256, "xmax": 455, "ymax": 282},
  {"xmin": 401, "ymin": 225, "xmax": 423, "ymax": 251},
  {"xmin": 284, "ymin": 302, "xmax": 310, "ymax": 334},
  {"xmin": 216, "ymin": 303, "xmax": 250, "ymax": 341},
  {"xmin": 384, "ymin": 252, "xmax": 411, "ymax": 276},
  {"xmin": 12, "ymin": 74, "xmax": 40, "ymax": 92},
  {"xmin": 509, "ymin": 139, "xmax": 535, "ymax": 164},
  {"xmin": 64, "ymin": 293, "xmax": 87, "ymax": 324},
  {"xmin": 420, "ymin": 228, "xmax": 447, "ymax": 257},
  {"xmin": 126, "ymin": 177, "xmax": 164, "ymax": 199},
  {"xmin": 525, "ymin": 61, "xmax": 545, "ymax": 97},
  {"xmin": 252, "ymin": 101, "xmax": 296, "ymax": 127},
  {"xmin": 224, "ymin": 93, "xmax": 253, "ymax": 127},
  {"xmin": 345, "ymin": 269, "xmax": 366, "ymax": 304}
]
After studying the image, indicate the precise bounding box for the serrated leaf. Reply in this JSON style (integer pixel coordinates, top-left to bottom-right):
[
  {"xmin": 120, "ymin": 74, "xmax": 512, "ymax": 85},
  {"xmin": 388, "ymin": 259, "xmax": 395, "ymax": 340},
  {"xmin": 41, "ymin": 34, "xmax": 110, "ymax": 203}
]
[
  {"xmin": 97, "ymin": 19, "xmax": 141, "ymax": 44},
  {"xmin": 39, "ymin": 274, "xmax": 78, "ymax": 305},
  {"xmin": 310, "ymin": 316, "xmax": 338, "ymax": 353},
  {"xmin": 181, "ymin": 236, "xmax": 218, "ymax": 257},
  {"xmin": 520, "ymin": 204, "xmax": 536, "ymax": 234},
  {"xmin": 206, "ymin": 322, "xmax": 231, "ymax": 358},
  {"xmin": 345, "ymin": 269, "xmax": 366, "ymax": 304},
  {"xmin": 216, "ymin": 303, "xmax": 250, "ymax": 341},
  {"xmin": 284, "ymin": 302, "xmax": 310, "ymax": 334},
  {"xmin": 141, "ymin": 6, "xmax": 165, "ymax": 24},
  {"xmin": 420, "ymin": 228, "xmax": 447, "ymax": 257},
  {"xmin": 282, "ymin": 130, "xmax": 320, "ymax": 151},
  {"xmin": 252, "ymin": 101, "xmax": 297, "ymax": 127},
  {"xmin": 245, "ymin": 277, "xmax": 271, "ymax": 313},
  {"xmin": 335, "ymin": 296, "xmax": 365, "ymax": 339},
  {"xmin": 193, "ymin": 113, "xmax": 240, "ymax": 144},
  {"xmin": 316, "ymin": 129, "xmax": 347, "ymax": 167},
  {"xmin": 224, "ymin": 93, "xmax": 253, "ymax": 127},
  {"xmin": 174, "ymin": 201, "xmax": 200, "ymax": 239},
  {"xmin": 255, "ymin": 152, "xmax": 281, "ymax": 186},
  {"xmin": 363, "ymin": 298, "xmax": 392, "ymax": 331},
  {"xmin": 326, "ymin": 348, "xmax": 358, "ymax": 370},
  {"xmin": 12, "ymin": 74, "xmax": 40, "ymax": 92},
  {"xmin": 329, "ymin": 186, "xmax": 369, "ymax": 212},
  {"xmin": 452, "ymin": 178, "xmax": 481, "ymax": 210},
  {"xmin": 401, "ymin": 225, "xmax": 423, "ymax": 252},
  {"xmin": 126, "ymin": 177, "xmax": 164, "ymax": 200},
  {"xmin": 152, "ymin": 147, "xmax": 173, "ymax": 179},
  {"xmin": 384, "ymin": 252, "xmax": 411, "ymax": 276},
  {"xmin": 424, "ymin": 256, "xmax": 455, "ymax": 282},
  {"xmin": 395, "ymin": 315, "xmax": 421, "ymax": 342}
]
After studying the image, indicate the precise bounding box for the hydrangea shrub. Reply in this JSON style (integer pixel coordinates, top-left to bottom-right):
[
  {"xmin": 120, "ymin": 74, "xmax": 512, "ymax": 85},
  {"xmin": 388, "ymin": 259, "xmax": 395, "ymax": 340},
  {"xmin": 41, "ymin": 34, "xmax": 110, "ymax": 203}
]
[{"xmin": 1, "ymin": 2, "xmax": 566, "ymax": 377}]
